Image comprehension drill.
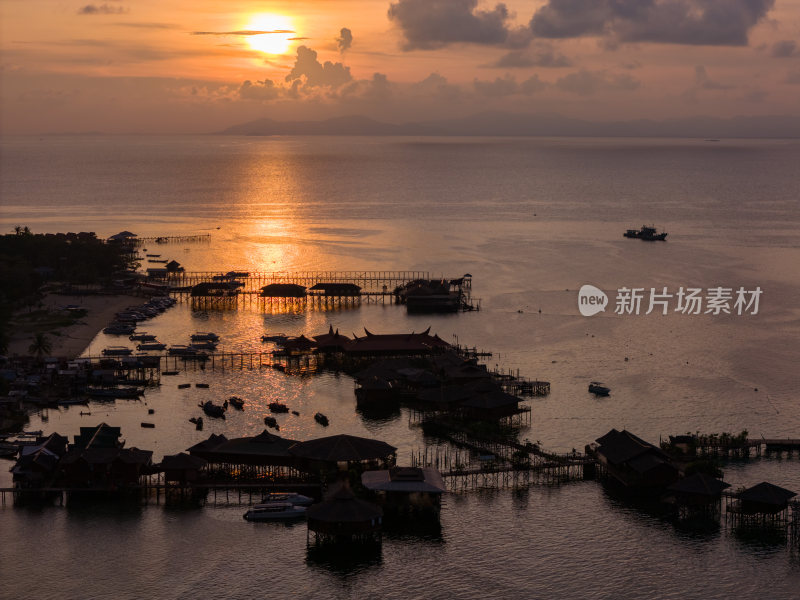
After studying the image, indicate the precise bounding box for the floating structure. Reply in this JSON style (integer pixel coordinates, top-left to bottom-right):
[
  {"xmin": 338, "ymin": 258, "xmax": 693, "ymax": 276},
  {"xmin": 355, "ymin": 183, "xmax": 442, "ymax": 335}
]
[
  {"xmin": 726, "ymin": 482, "xmax": 797, "ymax": 527},
  {"xmin": 664, "ymin": 473, "xmax": 731, "ymax": 519},
  {"xmin": 591, "ymin": 429, "xmax": 679, "ymax": 490},
  {"xmin": 362, "ymin": 466, "xmax": 446, "ymax": 517},
  {"xmin": 307, "ymin": 484, "xmax": 383, "ymax": 548}
]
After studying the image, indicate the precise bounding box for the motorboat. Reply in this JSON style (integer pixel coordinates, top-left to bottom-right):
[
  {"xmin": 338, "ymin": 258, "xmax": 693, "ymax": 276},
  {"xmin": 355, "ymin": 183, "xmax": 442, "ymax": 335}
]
[
  {"xmin": 268, "ymin": 402, "xmax": 289, "ymax": 413},
  {"xmin": 243, "ymin": 503, "xmax": 307, "ymax": 521},
  {"xmin": 314, "ymin": 412, "xmax": 329, "ymax": 426},
  {"xmin": 623, "ymin": 225, "xmax": 668, "ymax": 241},
  {"xmin": 228, "ymin": 396, "xmax": 245, "ymax": 409},
  {"xmin": 588, "ymin": 382, "xmax": 610, "ymax": 396},
  {"xmin": 257, "ymin": 492, "xmax": 314, "ymax": 506}
]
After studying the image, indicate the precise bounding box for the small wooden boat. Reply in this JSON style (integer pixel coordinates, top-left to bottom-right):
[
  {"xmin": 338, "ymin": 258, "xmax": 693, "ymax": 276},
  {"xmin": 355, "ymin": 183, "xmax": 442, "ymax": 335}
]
[
  {"xmin": 195, "ymin": 383, "xmax": 209, "ymax": 389},
  {"xmin": 291, "ymin": 410, "xmax": 300, "ymax": 416},
  {"xmin": 268, "ymin": 402, "xmax": 289, "ymax": 413},
  {"xmin": 141, "ymin": 422, "xmax": 155, "ymax": 428},
  {"xmin": 228, "ymin": 396, "xmax": 244, "ymax": 409},
  {"xmin": 588, "ymin": 382, "xmax": 610, "ymax": 396},
  {"xmin": 148, "ymin": 408, "xmax": 155, "ymax": 414},
  {"xmin": 178, "ymin": 383, "xmax": 191, "ymax": 389},
  {"xmin": 263, "ymin": 416, "xmax": 279, "ymax": 430},
  {"xmin": 243, "ymin": 503, "xmax": 306, "ymax": 521},
  {"xmin": 314, "ymin": 412, "xmax": 329, "ymax": 426},
  {"xmin": 261, "ymin": 333, "xmax": 289, "ymax": 343},
  {"xmin": 191, "ymin": 332, "xmax": 220, "ymax": 342},
  {"xmin": 200, "ymin": 401, "xmax": 226, "ymax": 418},
  {"xmin": 195, "ymin": 416, "xmax": 203, "ymax": 430}
]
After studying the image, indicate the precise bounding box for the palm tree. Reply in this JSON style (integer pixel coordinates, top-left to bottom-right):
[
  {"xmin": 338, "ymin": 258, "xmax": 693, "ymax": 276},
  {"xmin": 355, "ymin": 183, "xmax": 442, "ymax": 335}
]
[{"xmin": 28, "ymin": 332, "xmax": 52, "ymax": 359}]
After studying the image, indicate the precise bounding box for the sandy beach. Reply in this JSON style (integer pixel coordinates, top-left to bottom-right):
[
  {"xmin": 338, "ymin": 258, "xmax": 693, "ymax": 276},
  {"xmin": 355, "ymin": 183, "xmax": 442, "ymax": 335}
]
[{"xmin": 6, "ymin": 293, "xmax": 143, "ymax": 360}]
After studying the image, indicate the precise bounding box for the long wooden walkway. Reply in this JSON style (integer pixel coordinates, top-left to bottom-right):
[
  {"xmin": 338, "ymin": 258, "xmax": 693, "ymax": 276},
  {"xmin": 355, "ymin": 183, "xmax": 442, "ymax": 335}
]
[{"xmin": 161, "ymin": 270, "xmax": 433, "ymax": 293}]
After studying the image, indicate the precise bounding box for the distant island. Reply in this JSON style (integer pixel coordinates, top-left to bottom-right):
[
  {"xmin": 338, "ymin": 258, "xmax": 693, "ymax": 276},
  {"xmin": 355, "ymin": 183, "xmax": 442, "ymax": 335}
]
[{"xmin": 218, "ymin": 112, "xmax": 800, "ymax": 139}]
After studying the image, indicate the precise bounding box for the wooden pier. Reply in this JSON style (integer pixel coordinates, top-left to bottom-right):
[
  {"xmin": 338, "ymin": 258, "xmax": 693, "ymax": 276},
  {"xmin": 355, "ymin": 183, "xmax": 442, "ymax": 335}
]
[
  {"xmin": 133, "ymin": 234, "xmax": 211, "ymax": 245},
  {"xmin": 163, "ymin": 270, "xmax": 433, "ymax": 294}
]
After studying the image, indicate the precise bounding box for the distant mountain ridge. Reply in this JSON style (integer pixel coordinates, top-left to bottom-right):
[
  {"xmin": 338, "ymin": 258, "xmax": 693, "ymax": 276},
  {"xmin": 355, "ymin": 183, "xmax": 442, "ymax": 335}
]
[{"xmin": 219, "ymin": 112, "xmax": 800, "ymax": 138}]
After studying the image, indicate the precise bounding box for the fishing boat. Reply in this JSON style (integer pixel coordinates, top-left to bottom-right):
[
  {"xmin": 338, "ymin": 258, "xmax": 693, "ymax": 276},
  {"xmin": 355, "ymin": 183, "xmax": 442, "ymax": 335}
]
[
  {"xmin": 141, "ymin": 422, "xmax": 155, "ymax": 428},
  {"xmin": 137, "ymin": 342, "xmax": 166, "ymax": 351},
  {"xmin": 189, "ymin": 341, "xmax": 218, "ymax": 351},
  {"xmin": 588, "ymin": 382, "xmax": 610, "ymax": 396},
  {"xmin": 263, "ymin": 416, "xmax": 279, "ymax": 430},
  {"xmin": 102, "ymin": 346, "xmax": 133, "ymax": 356},
  {"xmin": 228, "ymin": 396, "xmax": 245, "ymax": 409},
  {"xmin": 191, "ymin": 332, "xmax": 220, "ymax": 342},
  {"xmin": 623, "ymin": 225, "xmax": 668, "ymax": 241},
  {"xmin": 195, "ymin": 383, "xmax": 209, "ymax": 389},
  {"xmin": 268, "ymin": 402, "xmax": 289, "ymax": 413},
  {"xmin": 129, "ymin": 332, "xmax": 157, "ymax": 342},
  {"xmin": 243, "ymin": 503, "xmax": 307, "ymax": 521},
  {"xmin": 261, "ymin": 333, "xmax": 289, "ymax": 343},
  {"xmin": 314, "ymin": 412, "xmax": 329, "ymax": 426},
  {"xmin": 178, "ymin": 383, "xmax": 191, "ymax": 389}
]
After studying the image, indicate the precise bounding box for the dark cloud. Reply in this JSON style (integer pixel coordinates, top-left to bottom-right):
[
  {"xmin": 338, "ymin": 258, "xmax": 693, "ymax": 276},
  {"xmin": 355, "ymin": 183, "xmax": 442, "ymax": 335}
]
[
  {"xmin": 337, "ymin": 28, "xmax": 353, "ymax": 52},
  {"xmin": 771, "ymin": 40, "xmax": 798, "ymax": 58},
  {"xmin": 191, "ymin": 30, "xmax": 294, "ymax": 36},
  {"xmin": 488, "ymin": 47, "xmax": 572, "ymax": 68},
  {"xmin": 530, "ymin": 0, "xmax": 774, "ymax": 46},
  {"xmin": 388, "ymin": 0, "xmax": 527, "ymax": 50},
  {"xmin": 78, "ymin": 4, "xmax": 128, "ymax": 15},
  {"xmin": 556, "ymin": 69, "xmax": 640, "ymax": 95},
  {"xmin": 285, "ymin": 46, "xmax": 352, "ymax": 88}
]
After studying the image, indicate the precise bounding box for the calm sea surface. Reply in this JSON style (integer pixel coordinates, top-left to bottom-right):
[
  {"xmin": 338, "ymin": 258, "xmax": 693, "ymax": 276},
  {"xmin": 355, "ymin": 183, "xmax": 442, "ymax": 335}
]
[{"xmin": 2, "ymin": 135, "xmax": 800, "ymax": 599}]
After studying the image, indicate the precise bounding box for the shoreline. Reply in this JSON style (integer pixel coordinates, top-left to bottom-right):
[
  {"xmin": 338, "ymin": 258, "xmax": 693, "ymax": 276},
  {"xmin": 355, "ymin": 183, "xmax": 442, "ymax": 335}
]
[{"xmin": 6, "ymin": 293, "xmax": 144, "ymax": 360}]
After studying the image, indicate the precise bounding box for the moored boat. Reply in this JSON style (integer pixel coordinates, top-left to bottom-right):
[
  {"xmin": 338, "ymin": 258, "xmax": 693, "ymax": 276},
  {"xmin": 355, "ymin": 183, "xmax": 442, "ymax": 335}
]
[
  {"xmin": 588, "ymin": 382, "xmax": 610, "ymax": 396},
  {"xmin": 623, "ymin": 225, "xmax": 668, "ymax": 241},
  {"xmin": 257, "ymin": 492, "xmax": 314, "ymax": 506},
  {"xmin": 228, "ymin": 396, "xmax": 245, "ymax": 409},
  {"xmin": 268, "ymin": 401, "xmax": 289, "ymax": 413},
  {"xmin": 314, "ymin": 412, "xmax": 329, "ymax": 426},
  {"xmin": 243, "ymin": 503, "xmax": 307, "ymax": 521}
]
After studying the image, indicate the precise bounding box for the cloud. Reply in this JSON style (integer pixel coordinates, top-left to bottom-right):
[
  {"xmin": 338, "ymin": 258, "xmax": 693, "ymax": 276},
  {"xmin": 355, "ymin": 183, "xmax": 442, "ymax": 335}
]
[
  {"xmin": 191, "ymin": 30, "xmax": 294, "ymax": 36},
  {"xmin": 78, "ymin": 4, "xmax": 128, "ymax": 15},
  {"xmin": 337, "ymin": 28, "xmax": 353, "ymax": 52},
  {"xmin": 694, "ymin": 65, "xmax": 733, "ymax": 90},
  {"xmin": 555, "ymin": 69, "xmax": 640, "ymax": 95},
  {"xmin": 530, "ymin": 0, "xmax": 774, "ymax": 46},
  {"xmin": 488, "ymin": 46, "xmax": 572, "ymax": 68},
  {"xmin": 285, "ymin": 46, "xmax": 352, "ymax": 88},
  {"xmin": 340, "ymin": 73, "xmax": 392, "ymax": 101},
  {"xmin": 771, "ymin": 40, "xmax": 798, "ymax": 58},
  {"xmin": 239, "ymin": 79, "xmax": 283, "ymax": 101},
  {"xmin": 387, "ymin": 0, "xmax": 528, "ymax": 50},
  {"xmin": 113, "ymin": 22, "xmax": 178, "ymax": 30},
  {"xmin": 412, "ymin": 72, "xmax": 464, "ymax": 100},
  {"xmin": 473, "ymin": 74, "xmax": 548, "ymax": 96}
]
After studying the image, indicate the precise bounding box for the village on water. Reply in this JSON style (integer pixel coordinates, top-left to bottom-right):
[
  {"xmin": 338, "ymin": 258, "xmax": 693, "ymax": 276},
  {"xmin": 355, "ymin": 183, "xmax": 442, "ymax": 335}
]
[{"xmin": 1, "ymin": 229, "xmax": 799, "ymax": 562}]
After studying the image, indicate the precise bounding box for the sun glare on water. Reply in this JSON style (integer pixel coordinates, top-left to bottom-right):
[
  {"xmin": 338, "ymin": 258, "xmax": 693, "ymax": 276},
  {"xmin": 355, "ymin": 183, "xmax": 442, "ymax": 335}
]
[{"xmin": 245, "ymin": 14, "xmax": 295, "ymax": 55}]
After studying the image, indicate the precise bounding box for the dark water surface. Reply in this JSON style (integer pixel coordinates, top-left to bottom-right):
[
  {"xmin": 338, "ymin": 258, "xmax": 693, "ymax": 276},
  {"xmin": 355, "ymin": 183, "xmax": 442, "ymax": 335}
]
[{"xmin": 2, "ymin": 135, "xmax": 800, "ymax": 599}]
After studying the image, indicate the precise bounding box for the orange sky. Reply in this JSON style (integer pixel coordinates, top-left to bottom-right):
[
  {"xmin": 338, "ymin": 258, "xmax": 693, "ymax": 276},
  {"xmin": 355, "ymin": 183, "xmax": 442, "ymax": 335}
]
[{"xmin": 1, "ymin": 0, "xmax": 800, "ymax": 133}]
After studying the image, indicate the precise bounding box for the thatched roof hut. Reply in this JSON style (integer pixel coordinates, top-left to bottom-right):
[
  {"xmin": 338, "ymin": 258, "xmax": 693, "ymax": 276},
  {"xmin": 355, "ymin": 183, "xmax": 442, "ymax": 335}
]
[
  {"xmin": 308, "ymin": 283, "xmax": 361, "ymax": 296},
  {"xmin": 737, "ymin": 481, "xmax": 797, "ymax": 514},
  {"xmin": 260, "ymin": 283, "xmax": 306, "ymax": 298},
  {"xmin": 289, "ymin": 434, "xmax": 396, "ymax": 464},
  {"xmin": 307, "ymin": 484, "xmax": 383, "ymax": 539}
]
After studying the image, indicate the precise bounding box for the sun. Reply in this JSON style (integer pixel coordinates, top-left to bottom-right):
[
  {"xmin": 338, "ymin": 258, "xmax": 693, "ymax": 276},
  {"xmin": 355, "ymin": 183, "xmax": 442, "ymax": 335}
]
[{"xmin": 245, "ymin": 13, "xmax": 295, "ymax": 55}]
